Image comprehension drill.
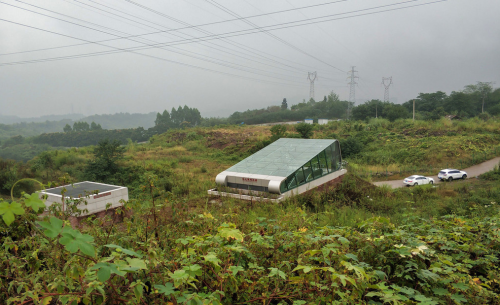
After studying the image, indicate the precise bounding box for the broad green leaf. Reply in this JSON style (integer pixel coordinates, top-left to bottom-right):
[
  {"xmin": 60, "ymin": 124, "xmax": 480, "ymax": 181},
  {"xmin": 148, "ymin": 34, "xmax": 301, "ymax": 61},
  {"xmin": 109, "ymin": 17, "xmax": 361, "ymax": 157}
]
[
  {"xmin": 37, "ymin": 217, "xmax": 63, "ymax": 238},
  {"xmin": 451, "ymin": 283, "xmax": 469, "ymax": 291},
  {"xmin": 338, "ymin": 237, "xmax": 350, "ymax": 245},
  {"xmin": 229, "ymin": 266, "xmax": 244, "ymax": 276},
  {"xmin": 268, "ymin": 268, "xmax": 286, "ymax": 280},
  {"xmin": 293, "ymin": 301, "xmax": 306, "ymax": 305},
  {"xmin": 0, "ymin": 201, "xmax": 25, "ymax": 226},
  {"xmin": 450, "ymin": 294, "xmax": 467, "ymax": 303},
  {"xmin": 183, "ymin": 264, "xmax": 202, "ymax": 277},
  {"xmin": 154, "ymin": 283, "xmax": 176, "ymax": 296},
  {"xmin": 24, "ymin": 193, "xmax": 46, "ymax": 213},
  {"xmin": 105, "ymin": 244, "xmax": 143, "ymax": 258},
  {"xmin": 203, "ymin": 253, "xmax": 221, "ymax": 266},
  {"xmin": 344, "ymin": 253, "xmax": 358, "ymax": 261},
  {"xmin": 90, "ymin": 262, "xmax": 126, "ymax": 282},
  {"xmin": 432, "ymin": 288, "xmax": 448, "ymax": 296},
  {"xmin": 121, "ymin": 258, "xmax": 147, "ymax": 271},
  {"xmin": 292, "ymin": 265, "xmax": 314, "ymax": 273},
  {"xmin": 217, "ymin": 223, "xmax": 244, "ymax": 242},
  {"xmin": 59, "ymin": 228, "xmax": 95, "ymax": 257}
]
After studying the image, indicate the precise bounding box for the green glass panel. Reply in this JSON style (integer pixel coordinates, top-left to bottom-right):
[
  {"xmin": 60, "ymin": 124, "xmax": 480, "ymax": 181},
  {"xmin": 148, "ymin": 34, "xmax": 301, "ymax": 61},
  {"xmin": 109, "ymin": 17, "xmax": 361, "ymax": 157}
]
[
  {"xmin": 225, "ymin": 138, "xmax": 339, "ymax": 178},
  {"xmin": 318, "ymin": 149, "xmax": 330, "ymax": 173},
  {"xmin": 327, "ymin": 145, "xmax": 337, "ymax": 171},
  {"xmin": 296, "ymin": 167, "xmax": 307, "ymax": 185},
  {"xmin": 332, "ymin": 142, "xmax": 341, "ymax": 171},
  {"xmin": 286, "ymin": 174, "xmax": 297, "ymax": 190},
  {"xmin": 280, "ymin": 181, "xmax": 287, "ymax": 193},
  {"xmin": 311, "ymin": 155, "xmax": 323, "ymax": 178}
]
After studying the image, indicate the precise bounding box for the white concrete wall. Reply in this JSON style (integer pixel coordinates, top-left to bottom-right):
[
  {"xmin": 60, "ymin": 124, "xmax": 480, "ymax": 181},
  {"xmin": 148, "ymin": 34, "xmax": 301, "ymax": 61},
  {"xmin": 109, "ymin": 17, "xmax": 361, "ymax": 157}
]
[
  {"xmin": 40, "ymin": 185, "xmax": 128, "ymax": 216},
  {"xmin": 304, "ymin": 119, "xmax": 313, "ymax": 124},
  {"xmin": 318, "ymin": 119, "xmax": 329, "ymax": 125}
]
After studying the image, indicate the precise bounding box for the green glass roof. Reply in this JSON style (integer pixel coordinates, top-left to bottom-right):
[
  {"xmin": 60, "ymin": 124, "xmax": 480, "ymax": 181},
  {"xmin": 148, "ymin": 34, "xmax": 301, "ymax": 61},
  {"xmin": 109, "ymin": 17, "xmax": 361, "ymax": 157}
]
[{"xmin": 225, "ymin": 138, "xmax": 337, "ymax": 177}]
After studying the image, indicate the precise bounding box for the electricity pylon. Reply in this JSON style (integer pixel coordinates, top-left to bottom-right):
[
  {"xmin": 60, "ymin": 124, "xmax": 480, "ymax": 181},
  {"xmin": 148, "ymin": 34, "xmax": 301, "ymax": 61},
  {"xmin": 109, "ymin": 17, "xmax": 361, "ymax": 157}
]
[
  {"xmin": 307, "ymin": 72, "xmax": 317, "ymax": 100},
  {"xmin": 347, "ymin": 66, "xmax": 358, "ymax": 120},
  {"xmin": 382, "ymin": 77, "xmax": 393, "ymax": 102}
]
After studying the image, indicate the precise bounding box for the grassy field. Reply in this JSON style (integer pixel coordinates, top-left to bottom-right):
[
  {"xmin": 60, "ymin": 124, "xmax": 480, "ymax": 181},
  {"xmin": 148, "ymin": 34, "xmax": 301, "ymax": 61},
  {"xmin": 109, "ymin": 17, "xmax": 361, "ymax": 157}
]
[{"xmin": 2, "ymin": 119, "xmax": 500, "ymax": 304}]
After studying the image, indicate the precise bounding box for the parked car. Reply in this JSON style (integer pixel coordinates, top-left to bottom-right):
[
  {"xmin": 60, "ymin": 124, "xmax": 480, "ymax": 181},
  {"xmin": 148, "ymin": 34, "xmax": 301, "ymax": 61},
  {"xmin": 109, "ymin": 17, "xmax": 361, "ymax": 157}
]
[
  {"xmin": 438, "ymin": 169, "xmax": 467, "ymax": 181},
  {"xmin": 403, "ymin": 175, "xmax": 434, "ymax": 186}
]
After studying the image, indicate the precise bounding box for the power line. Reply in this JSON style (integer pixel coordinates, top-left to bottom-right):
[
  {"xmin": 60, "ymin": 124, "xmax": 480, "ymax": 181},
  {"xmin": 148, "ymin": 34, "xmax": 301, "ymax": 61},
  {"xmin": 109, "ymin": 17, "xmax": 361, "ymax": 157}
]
[
  {"xmin": 0, "ymin": 1, "xmax": 309, "ymax": 83},
  {"xmin": 122, "ymin": 0, "xmax": 324, "ymax": 74},
  {"xmin": 0, "ymin": 0, "xmax": 447, "ymax": 68},
  {"xmin": 205, "ymin": 0, "xmax": 346, "ymax": 73},
  {"xmin": 1, "ymin": 0, "xmax": 441, "ymax": 58},
  {"xmin": 1, "ymin": 0, "xmax": 351, "ymax": 76},
  {"xmin": 0, "ymin": 17, "xmax": 309, "ymax": 86}
]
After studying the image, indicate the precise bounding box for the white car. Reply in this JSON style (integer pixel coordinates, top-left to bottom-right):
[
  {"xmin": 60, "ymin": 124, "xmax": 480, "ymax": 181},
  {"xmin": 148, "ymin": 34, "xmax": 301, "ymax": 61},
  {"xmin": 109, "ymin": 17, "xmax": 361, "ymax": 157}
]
[
  {"xmin": 438, "ymin": 169, "xmax": 467, "ymax": 182},
  {"xmin": 403, "ymin": 175, "xmax": 434, "ymax": 186}
]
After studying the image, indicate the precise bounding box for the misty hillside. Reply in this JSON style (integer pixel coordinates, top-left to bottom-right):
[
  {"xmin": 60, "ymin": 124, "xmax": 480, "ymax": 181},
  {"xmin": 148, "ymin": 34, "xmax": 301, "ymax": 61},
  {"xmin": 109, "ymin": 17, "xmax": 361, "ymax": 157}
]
[
  {"xmin": 0, "ymin": 113, "xmax": 85, "ymax": 124},
  {"xmin": 0, "ymin": 112, "xmax": 157, "ymax": 141}
]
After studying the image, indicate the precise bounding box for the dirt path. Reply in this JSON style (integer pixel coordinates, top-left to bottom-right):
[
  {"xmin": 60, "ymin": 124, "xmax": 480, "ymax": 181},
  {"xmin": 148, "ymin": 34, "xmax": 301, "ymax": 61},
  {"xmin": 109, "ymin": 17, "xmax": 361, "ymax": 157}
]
[{"xmin": 373, "ymin": 157, "xmax": 500, "ymax": 189}]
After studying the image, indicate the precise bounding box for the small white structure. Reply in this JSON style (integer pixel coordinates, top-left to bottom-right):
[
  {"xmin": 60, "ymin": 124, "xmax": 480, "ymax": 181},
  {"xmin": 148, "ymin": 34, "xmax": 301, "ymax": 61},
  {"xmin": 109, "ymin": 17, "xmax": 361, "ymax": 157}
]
[
  {"xmin": 40, "ymin": 181, "xmax": 128, "ymax": 216},
  {"xmin": 304, "ymin": 118, "xmax": 313, "ymax": 124},
  {"xmin": 318, "ymin": 119, "xmax": 329, "ymax": 125}
]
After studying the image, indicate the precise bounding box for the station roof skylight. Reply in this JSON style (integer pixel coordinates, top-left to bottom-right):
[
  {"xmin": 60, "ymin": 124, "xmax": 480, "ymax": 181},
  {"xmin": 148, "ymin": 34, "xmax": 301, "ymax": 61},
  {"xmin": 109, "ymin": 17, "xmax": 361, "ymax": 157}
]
[{"xmin": 225, "ymin": 138, "xmax": 338, "ymax": 177}]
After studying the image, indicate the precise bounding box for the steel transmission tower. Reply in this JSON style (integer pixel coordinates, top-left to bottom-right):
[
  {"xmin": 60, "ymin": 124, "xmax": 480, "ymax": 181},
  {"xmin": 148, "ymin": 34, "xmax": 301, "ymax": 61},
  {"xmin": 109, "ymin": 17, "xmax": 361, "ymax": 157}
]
[
  {"xmin": 307, "ymin": 72, "xmax": 317, "ymax": 100},
  {"xmin": 382, "ymin": 77, "xmax": 393, "ymax": 102},
  {"xmin": 347, "ymin": 66, "xmax": 358, "ymax": 120}
]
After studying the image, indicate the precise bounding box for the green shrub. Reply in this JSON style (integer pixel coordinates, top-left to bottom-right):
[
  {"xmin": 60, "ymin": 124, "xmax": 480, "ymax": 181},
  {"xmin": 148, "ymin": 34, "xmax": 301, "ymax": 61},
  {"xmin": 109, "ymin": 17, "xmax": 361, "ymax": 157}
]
[{"xmin": 339, "ymin": 137, "xmax": 364, "ymax": 158}]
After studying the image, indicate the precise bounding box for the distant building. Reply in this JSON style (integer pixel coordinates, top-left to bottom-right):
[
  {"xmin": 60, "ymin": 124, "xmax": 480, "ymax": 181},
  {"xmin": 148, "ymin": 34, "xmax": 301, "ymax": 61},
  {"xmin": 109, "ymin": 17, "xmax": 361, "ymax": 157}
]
[
  {"xmin": 304, "ymin": 118, "xmax": 313, "ymax": 124},
  {"xmin": 209, "ymin": 138, "xmax": 346, "ymax": 201},
  {"xmin": 445, "ymin": 115, "xmax": 461, "ymax": 120},
  {"xmin": 318, "ymin": 119, "xmax": 329, "ymax": 125}
]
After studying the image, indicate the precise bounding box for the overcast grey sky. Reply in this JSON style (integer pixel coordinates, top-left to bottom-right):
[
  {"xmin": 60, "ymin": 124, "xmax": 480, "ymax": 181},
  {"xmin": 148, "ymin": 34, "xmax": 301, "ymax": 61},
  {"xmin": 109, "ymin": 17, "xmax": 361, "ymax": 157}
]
[{"xmin": 0, "ymin": 0, "xmax": 499, "ymax": 118}]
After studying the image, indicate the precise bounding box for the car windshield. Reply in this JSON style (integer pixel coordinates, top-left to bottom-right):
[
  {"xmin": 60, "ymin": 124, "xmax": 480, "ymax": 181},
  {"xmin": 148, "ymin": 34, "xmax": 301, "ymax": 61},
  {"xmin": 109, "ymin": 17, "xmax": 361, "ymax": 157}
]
[
  {"xmin": 439, "ymin": 171, "xmax": 446, "ymax": 174},
  {"xmin": 406, "ymin": 176, "xmax": 417, "ymax": 179}
]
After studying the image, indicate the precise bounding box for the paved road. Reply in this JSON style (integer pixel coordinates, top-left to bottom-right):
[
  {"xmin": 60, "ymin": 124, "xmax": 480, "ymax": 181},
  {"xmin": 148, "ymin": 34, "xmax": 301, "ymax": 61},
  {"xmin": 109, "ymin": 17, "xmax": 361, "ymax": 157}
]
[{"xmin": 373, "ymin": 157, "xmax": 500, "ymax": 189}]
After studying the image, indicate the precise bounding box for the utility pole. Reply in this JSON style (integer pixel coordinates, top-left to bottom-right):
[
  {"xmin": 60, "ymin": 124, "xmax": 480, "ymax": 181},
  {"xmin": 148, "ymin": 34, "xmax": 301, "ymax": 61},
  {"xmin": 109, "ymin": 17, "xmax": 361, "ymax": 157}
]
[
  {"xmin": 382, "ymin": 77, "xmax": 393, "ymax": 102},
  {"xmin": 307, "ymin": 72, "xmax": 317, "ymax": 100},
  {"xmin": 413, "ymin": 99, "xmax": 415, "ymax": 121},
  {"xmin": 347, "ymin": 66, "xmax": 358, "ymax": 120}
]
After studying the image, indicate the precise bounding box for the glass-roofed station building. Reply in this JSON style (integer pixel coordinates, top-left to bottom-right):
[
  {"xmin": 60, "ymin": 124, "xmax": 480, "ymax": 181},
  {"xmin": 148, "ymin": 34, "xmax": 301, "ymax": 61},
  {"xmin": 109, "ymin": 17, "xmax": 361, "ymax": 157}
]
[{"xmin": 208, "ymin": 138, "xmax": 346, "ymax": 201}]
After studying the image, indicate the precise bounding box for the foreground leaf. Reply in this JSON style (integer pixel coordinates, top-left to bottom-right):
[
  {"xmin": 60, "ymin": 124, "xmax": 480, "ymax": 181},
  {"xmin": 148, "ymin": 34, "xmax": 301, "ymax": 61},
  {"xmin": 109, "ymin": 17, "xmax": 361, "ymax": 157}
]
[
  {"xmin": 59, "ymin": 228, "xmax": 95, "ymax": 256},
  {"xmin": 24, "ymin": 193, "xmax": 46, "ymax": 213},
  {"xmin": 155, "ymin": 283, "xmax": 176, "ymax": 296},
  {"xmin": 0, "ymin": 201, "xmax": 25, "ymax": 226},
  {"xmin": 91, "ymin": 262, "xmax": 126, "ymax": 282},
  {"xmin": 105, "ymin": 244, "xmax": 143, "ymax": 258},
  {"xmin": 37, "ymin": 217, "xmax": 63, "ymax": 238}
]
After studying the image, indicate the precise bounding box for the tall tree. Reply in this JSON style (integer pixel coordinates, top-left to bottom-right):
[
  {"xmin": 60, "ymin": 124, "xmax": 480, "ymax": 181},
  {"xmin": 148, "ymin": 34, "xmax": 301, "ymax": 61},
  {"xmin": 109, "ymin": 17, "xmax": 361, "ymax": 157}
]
[
  {"xmin": 84, "ymin": 139, "xmax": 125, "ymax": 182},
  {"xmin": 464, "ymin": 81, "xmax": 494, "ymax": 113},
  {"xmin": 281, "ymin": 98, "xmax": 288, "ymax": 110},
  {"xmin": 63, "ymin": 124, "xmax": 72, "ymax": 133}
]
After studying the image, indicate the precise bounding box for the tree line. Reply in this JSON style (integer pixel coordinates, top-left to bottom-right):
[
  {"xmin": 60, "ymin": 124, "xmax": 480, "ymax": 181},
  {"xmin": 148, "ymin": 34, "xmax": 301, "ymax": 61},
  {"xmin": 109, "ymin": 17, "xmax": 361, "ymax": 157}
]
[
  {"xmin": 228, "ymin": 92, "xmax": 350, "ymax": 125},
  {"xmin": 152, "ymin": 105, "xmax": 202, "ymax": 134},
  {"xmin": 228, "ymin": 82, "xmax": 500, "ymax": 124}
]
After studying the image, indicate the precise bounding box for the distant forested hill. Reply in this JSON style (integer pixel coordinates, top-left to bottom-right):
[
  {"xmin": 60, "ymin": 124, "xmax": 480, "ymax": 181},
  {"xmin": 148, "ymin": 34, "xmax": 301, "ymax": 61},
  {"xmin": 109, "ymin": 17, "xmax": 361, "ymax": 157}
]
[
  {"xmin": 0, "ymin": 114, "xmax": 85, "ymax": 124},
  {"xmin": 78, "ymin": 112, "xmax": 157, "ymax": 129},
  {"xmin": 0, "ymin": 112, "xmax": 157, "ymax": 141}
]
